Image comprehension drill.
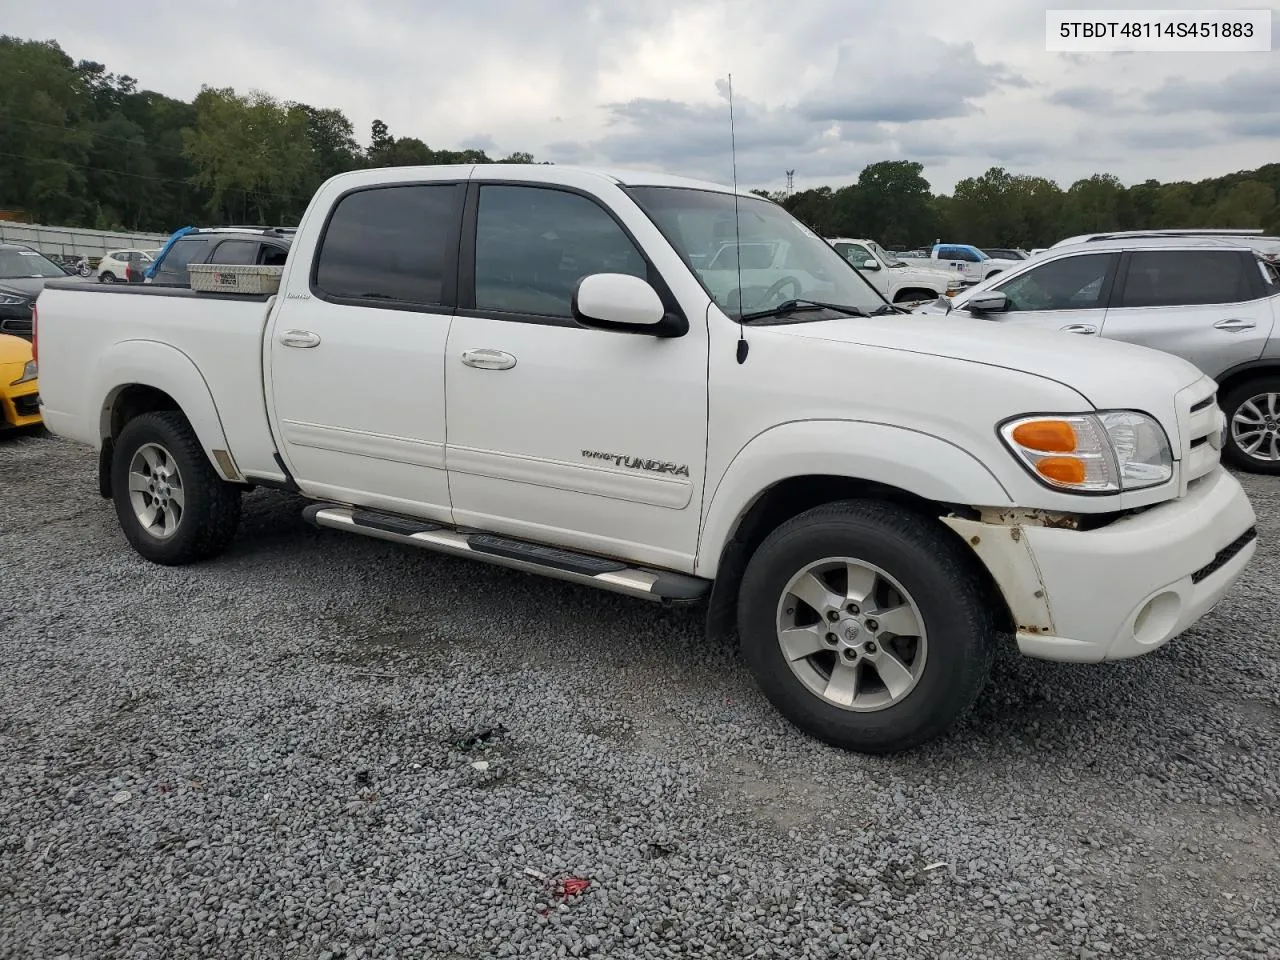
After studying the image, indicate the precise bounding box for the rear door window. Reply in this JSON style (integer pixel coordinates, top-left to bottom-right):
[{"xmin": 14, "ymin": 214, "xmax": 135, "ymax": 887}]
[
  {"xmin": 156, "ymin": 237, "xmax": 211, "ymax": 283},
  {"xmin": 260, "ymin": 244, "xmax": 289, "ymax": 266},
  {"xmin": 209, "ymin": 239, "xmax": 260, "ymax": 265},
  {"xmin": 314, "ymin": 183, "xmax": 462, "ymax": 306},
  {"xmin": 1120, "ymin": 250, "xmax": 1255, "ymax": 307}
]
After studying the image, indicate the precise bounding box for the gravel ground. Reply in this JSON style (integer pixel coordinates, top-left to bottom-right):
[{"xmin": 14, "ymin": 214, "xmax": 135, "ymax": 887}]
[{"xmin": 1, "ymin": 430, "xmax": 1278, "ymax": 960}]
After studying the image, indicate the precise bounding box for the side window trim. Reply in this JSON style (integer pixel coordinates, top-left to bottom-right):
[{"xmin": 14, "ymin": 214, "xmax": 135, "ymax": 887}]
[
  {"xmin": 455, "ymin": 179, "xmax": 686, "ymax": 330},
  {"xmin": 307, "ymin": 181, "xmax": 467, "ymax": 313}
]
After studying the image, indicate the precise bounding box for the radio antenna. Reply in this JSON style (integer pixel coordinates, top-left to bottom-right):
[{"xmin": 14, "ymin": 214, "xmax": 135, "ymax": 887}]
[{"xmin": 728, "ymin": 73, "xmax": 748, "ymax": 364}]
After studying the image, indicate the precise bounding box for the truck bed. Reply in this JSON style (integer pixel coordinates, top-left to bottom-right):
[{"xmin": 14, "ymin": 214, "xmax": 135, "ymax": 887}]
[{"xmin": 35, "ymin": 280, "xmax": 281, "ymax": 478}]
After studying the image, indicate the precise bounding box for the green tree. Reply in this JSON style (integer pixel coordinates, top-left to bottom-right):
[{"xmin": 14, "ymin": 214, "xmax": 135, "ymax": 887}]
[
  {"xmin": 1209, "ymin": 180, "xmax": 1276, "ymax": 228},
  {"xmin": 183, "ymin": 87, "xmax": 316, "ymax": 224}
]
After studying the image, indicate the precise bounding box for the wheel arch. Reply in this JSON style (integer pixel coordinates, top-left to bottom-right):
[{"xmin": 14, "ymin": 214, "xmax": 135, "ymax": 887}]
[
  {"xmin": 697, "ymin": 421, "xmax": 1017, "ymax": 640},
  {"xmin": 94, "ymin": 340, "xmax": 242, "ymax": 496},
  {"xmin": 1215, "ymin": 359, "xmax": 1280, "ymax": 401}
]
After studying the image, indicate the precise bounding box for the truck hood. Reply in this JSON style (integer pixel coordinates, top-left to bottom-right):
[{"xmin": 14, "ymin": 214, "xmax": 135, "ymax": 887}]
[
  {"xmin": 889, "ymin": 263, "xmax": 955, "ymax": 284},
  {"xmin": 773, "ymin": 313, "xmax": 1206, "ymax": 412}
]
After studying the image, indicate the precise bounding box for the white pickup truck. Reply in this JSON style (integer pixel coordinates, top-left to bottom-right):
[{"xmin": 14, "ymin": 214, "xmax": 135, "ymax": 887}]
[
  {"xmin": 34, "ymin": 164, "xmax": 1258, "ymax": 754},
  {"xmin": 825, "ymin": 238, "xmax": 961, "ymax": 304}
]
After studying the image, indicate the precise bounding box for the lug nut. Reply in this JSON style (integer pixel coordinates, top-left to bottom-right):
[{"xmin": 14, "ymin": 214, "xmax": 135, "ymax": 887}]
[
  {"xmin": 846, "ymin": 603, "xmax": 859, "ymax": 615},
  {"xmin": 825, "ymin": 633, "xmax": 838, "ymax": 646},
  {"xmin": 865, "ymin": 641, "xmax": 878, "ymax": 654},
  {"xmin": 865, "ymin": 619, "xmax": 879, "ymax": 632},
  {"xmin": 826, "ymin": 610, "xmax": 840, "ymax": 622}
]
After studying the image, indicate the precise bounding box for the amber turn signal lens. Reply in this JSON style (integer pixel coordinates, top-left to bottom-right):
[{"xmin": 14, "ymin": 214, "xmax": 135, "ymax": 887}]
[
  {"xmin": 1011, "ymin": 419, "xmax": 1077, "ymax": 453},
  {"xmin": 1036, "ymin": 456, "xmax": 1086, "ymax": 485}
]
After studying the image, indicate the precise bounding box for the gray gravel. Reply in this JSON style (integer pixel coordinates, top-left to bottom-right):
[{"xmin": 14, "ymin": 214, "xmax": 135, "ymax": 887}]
[{"xmin": 2, "ymin": 430, "xmax": 1278, "ymax": 960}]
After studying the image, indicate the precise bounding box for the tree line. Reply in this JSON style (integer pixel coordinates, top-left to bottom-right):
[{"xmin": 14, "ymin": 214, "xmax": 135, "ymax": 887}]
[
  {"xmin": 0, "ymin": 36, "xmax": 541, "ymax": 232},
  {"xmin": 757, "ymin": 160, "xmax": 1280, "ymax": 251},
  {"xmin": 2, "ymin": 35, "xmax": 1277, "ymax": 244}
]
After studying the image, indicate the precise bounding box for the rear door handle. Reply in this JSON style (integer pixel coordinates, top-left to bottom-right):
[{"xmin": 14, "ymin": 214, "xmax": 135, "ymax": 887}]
[
  {"xmin": 1060, "ymin": 323, "xmax": 1096, "ymax": 334},
  {"xmin": 279, "ymin": 329, "xmax": 321, "ymax": 348},
  {"xmin": 1214, "ymin": 318, "xmax": 1256, "ymax": 332},
  {"xmin": 461, "ymin": 348, "xmax": 517, "ymax": 370}
]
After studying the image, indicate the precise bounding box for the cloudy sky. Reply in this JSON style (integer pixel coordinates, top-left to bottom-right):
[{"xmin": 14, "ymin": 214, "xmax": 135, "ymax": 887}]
[{"xmin": 10, "ymin": 0, "xmax": 1280, "ymax": 194}]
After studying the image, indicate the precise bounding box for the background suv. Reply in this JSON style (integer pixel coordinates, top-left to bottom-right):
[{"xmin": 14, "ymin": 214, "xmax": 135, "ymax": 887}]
[
  {"xmin": 918, "ymin": 236, "xmax": 1280, "ymax": 473},
  {"xmin": 97, "ymin": 248, "xmax": 159, "ymax": 283},
  {"xmin": 146, "ymin": 226, "xmax": 293, "ymax": 286}
]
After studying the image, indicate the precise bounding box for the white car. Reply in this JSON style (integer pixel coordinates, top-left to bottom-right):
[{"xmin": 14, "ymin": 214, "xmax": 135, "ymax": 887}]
[
  {"xmin": 913, "ymin": 235, "xmax": 1280, "ymax": 472},
  {"xmin": 97, "ymin": 248, "xmax": 158, "ymax": 283},
  {"xmin": 826, "ymin": 238, "xmax": 960, "ymax": 304},
  {"xmin": 35, "ymin": 163, "xmax": 1257, "ymax": 754}
]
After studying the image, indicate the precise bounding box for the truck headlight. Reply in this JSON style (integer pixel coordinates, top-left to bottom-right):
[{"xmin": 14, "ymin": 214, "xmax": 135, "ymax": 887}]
[
  {"xmin": 999, "ymin": 411, "xmax": 1173, "ymax": 493},
  {"xmin": 11, "ymin": 360, "xmax": 37, "ymax": 385},
  {"xmin": 0, "ymin": 294, "xmax": 29, "ymax": 307}
]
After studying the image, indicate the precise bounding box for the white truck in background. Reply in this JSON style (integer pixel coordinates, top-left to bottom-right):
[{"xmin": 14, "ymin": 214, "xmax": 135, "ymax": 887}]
[
  {"xmin": 826, "ymin": 238, "xmax": 961, "ymax": 304},
  {"xmin": 898, "ymin": 243, "xmax": 1023, "ymax": 285},
  {"xmin": 32, "ymin": 163, "xmax": 1258, "ymax": 754}
]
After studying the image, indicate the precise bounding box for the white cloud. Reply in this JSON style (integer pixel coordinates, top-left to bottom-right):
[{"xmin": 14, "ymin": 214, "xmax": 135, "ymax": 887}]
[{"xmin": 7, "ymin": 0, "xmax": 1280, "ymax": 194}]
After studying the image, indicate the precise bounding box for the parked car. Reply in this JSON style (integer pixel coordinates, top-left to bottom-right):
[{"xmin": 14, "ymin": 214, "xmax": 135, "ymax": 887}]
[
  {"xmin": 34, "ymin": 163, "xmax": 1257, "ymax": 754},
  {"xmin": 146, "ymin": 226, "xmax": 293, "ymax": 286},
  {"xmin": 0, "ymin": 243, "xmax": 79, "ymax": 338},
  {"xmin": 898, "ymin": 244, "xmax": 1023, "ymax": 285},
  {"xmin": 0, "ymin": 332, "xmax": 40, "ymax": 429},
  {"xmin": 826, "ymin": 237, "xmax": 961, "ymax": 303},
  {"xmin": 97, "ymin": 248, "xmax": 159, "ymax": 283},
  {"xmin": 915, "ymin": 235, "xmax": 1280, "ymax": 472}
]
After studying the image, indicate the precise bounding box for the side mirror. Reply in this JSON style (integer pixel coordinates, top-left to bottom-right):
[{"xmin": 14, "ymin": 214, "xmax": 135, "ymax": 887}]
[
  {"xmin": 967, "ymin": 291, "xmax": 1008, "ymax": 313},
  {"xmin": 859, "ymin": 258, "xmax": 880, "ymax": 271},
  {"xmin": 573, "ymin": 273, "xmax": 687, "ymax": 337}
]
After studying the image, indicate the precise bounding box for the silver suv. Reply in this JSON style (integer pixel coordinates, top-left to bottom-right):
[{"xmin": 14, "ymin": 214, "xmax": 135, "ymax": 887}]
[{"xmin": 920, "ymin": 236, "xmax": 1280, "ymax": 473}]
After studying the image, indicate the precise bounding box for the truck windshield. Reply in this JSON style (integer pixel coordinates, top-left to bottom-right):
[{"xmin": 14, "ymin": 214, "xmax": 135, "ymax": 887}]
[
  {"xmin": 0, "ymin": 248, "xmax": 68, "ymax": 279},
  {"xmin": 626, "ymin": 187, "xmax": 885, "ymax": 320},
  {"xmin": 866, "ymin": 241, "xmax": 908, "ymax": 268}
]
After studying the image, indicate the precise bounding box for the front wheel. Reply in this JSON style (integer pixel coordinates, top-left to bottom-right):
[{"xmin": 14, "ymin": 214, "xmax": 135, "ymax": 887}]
[
  {"xmin": 737, "ymin": 500, "xmax": 995, "ymax": 754},
  {"xmin": 99, "ymin": 272, "xmax": 116, "ymax": 283},
  {"xmin": 111, "ymin": 411, "xmax": 243, "ymax": 564},
  {"xmin": 1222, "ymin": 377, "xmax": 1280, "ymax": 474}
]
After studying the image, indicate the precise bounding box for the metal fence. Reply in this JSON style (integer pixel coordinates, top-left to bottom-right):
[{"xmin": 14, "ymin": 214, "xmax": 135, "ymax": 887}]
[{"xmin": 0, "ymin": 222, "xmax": 170, "ymax": 261}]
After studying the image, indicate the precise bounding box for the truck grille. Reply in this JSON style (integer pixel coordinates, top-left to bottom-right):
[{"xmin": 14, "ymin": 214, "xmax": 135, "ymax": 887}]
[
  {"xmin": 1180, "ymin": 381, "xmax": 1221, "ymax": 489},
  {"xmin": 14, "ymin": 394, "xmax": 39, "ymax": 417}
]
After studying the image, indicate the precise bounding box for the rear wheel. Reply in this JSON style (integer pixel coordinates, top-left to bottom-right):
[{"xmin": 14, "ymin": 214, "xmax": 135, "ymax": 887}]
[
  {"xmin": 111, "ymin": 411, "xmax": 242, "ymax": 564},
  {"xmin": 1222, "ymin": 377, "xmax": 1280, "ymax": 474},
  {"xmin": 737, "ymin": 500, "xmax": 995, "ymax": 754}
]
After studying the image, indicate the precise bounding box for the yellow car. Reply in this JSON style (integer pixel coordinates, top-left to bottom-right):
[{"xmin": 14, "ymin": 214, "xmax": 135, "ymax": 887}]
[{"xmin": 0, "ymin": 333, "xmax": 40, "ymax": 429}]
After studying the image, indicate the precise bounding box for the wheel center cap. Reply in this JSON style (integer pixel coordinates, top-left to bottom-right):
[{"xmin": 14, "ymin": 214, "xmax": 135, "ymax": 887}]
[{"xmin": 843, "ymin": 622, "xmax": 861, "ymax": 642}]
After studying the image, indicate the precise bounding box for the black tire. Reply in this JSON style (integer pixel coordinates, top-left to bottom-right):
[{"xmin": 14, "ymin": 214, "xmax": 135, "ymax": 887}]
[
  {"xmin": 100, "ymin": 272, "xmax": 116, "ymax": 283},
  {"xmin": 1221, "ymin": 376, "xmax": 1280, "ymax": 475},
  {"xmin": 111, "ymin": 411, "xmax": 242, "ymax": 564},
  {"xmin": 737, "ymin": 500, "xmax": 995, "ymax": 754}
]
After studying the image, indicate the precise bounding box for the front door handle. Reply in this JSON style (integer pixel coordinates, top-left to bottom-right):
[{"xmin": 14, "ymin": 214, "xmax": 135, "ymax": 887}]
[
  {"xmin": 461, "ymin": 348, "xmax": 517, "ymax": 370},
  {"xmin": 279, "ymin": 329, "xmax": 321, "ymax": 348},
  {"xmin": 1060, "ymin": 323, "xmax": 1096, "ymax": 334},
  {"xmin": 1214, "ymin": 317, "xmax": 1256, "ymax": 332}
]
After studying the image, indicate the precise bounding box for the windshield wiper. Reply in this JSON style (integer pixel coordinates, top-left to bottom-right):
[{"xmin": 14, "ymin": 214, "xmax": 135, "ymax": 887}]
[
  {"xmin": 870, "ymin": 303, "xmax": 909, "ymax": 315},
  {"xmin": 739, "ymin": 298, "xmax": 869, "ymax": 323}
]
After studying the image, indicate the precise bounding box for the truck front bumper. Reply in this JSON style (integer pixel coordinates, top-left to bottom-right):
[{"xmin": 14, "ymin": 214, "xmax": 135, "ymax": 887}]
[{"xmin": 943, "ymin": 468, "xmax": 1257, "ymax": 663}]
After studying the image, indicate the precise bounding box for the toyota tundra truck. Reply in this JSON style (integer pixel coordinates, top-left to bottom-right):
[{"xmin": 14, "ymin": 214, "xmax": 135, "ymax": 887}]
[{"xmin": 32, "ymin": 164, "xmax": 1258, "ymax": 754}]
